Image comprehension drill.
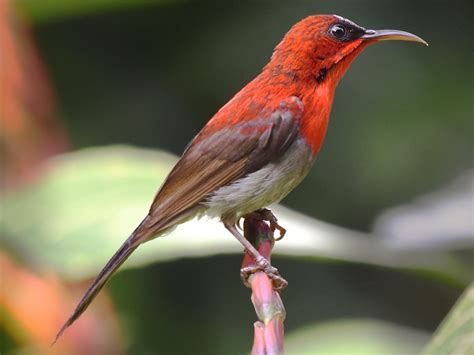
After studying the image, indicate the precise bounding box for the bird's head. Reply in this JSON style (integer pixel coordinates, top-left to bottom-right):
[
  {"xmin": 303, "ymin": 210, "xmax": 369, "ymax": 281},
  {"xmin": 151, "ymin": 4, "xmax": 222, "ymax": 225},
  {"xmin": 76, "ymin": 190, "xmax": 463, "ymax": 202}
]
[{"xmin": 268, "ymin": 14, "xmax": 427, "ymax": 85}]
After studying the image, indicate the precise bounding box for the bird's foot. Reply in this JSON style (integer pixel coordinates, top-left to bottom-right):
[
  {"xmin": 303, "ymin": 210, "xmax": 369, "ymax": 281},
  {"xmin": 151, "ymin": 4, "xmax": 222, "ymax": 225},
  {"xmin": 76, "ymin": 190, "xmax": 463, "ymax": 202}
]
[
  {"xmin": 244, "ymin": 208, "xmax": 286, "ymax": 241},
  {"xmin": 240, "ymin": 256, "xmax": 288, "ymax": 290}
]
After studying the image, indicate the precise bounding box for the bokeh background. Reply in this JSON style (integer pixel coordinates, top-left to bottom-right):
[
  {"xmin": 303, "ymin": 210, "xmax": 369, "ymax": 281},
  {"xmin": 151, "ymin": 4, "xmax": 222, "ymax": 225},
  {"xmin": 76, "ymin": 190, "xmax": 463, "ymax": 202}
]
[{"xmin": 1, "ymin": 0, "xmax": 473, "ymax": 354}]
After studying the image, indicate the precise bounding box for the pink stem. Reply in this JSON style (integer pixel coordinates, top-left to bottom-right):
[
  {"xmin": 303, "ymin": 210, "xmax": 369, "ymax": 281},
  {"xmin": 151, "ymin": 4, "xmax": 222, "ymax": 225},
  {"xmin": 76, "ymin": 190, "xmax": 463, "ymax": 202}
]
[{"xmin": 242, "ymin": 218, "xmax": 286, "ymax": 355}]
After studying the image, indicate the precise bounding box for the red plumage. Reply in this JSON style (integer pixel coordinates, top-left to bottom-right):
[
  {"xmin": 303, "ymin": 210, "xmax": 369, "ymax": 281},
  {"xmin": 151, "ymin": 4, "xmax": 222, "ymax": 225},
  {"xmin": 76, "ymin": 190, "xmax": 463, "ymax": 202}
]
[{"xmin": 55, "ymin": 14, "xmax": 426, "ymax": 342}]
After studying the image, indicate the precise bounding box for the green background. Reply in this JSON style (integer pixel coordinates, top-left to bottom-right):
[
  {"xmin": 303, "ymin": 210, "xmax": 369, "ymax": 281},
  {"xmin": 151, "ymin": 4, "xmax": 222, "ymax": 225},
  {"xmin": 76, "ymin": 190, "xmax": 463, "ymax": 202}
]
[{"xmin": 3, "ymin": 0, "xmax": 473, "ymax": 353}]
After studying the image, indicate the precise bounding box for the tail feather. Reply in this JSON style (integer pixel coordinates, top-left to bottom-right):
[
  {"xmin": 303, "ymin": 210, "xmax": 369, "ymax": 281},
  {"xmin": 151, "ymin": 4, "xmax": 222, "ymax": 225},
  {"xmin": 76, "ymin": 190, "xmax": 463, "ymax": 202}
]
[{"xmin": 52, "ymin": 236, "xmax": 138, "ymax": 345}]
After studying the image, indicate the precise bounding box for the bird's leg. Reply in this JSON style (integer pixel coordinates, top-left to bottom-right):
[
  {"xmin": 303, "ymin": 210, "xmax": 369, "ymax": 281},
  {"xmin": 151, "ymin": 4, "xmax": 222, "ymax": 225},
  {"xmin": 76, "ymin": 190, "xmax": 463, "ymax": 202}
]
[
  {"xmin": 225, "ymin": 222, "xmax": 272, "ymax": 269},
  {"xmin": 244, "ymin": 208, "xmax": 286, "ymax": 241},
  {"xmin": 224, "ymin": 221, "xmax": 287, "ymax": 290}
]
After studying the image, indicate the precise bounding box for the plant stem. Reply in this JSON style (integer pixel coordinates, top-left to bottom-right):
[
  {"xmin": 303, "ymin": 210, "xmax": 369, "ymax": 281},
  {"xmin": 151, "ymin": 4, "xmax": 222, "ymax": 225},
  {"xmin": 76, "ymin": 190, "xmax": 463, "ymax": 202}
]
[{"xmin": 241, "ymin": 217, "xmax": 286, "ymax": 355}]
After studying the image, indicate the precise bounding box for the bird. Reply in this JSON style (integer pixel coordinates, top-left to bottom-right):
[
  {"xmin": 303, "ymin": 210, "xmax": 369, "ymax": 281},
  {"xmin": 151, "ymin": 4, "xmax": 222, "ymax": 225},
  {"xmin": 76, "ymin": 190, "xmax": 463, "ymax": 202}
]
[{"xmin": 55, "ymin": 14, "xmax": 427, "ymax": 341}]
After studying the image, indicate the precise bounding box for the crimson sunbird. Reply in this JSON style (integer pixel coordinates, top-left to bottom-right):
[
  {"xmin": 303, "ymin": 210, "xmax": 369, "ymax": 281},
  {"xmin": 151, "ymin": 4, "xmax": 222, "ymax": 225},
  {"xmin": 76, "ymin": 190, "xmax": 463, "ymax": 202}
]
[{"xmin": 55, "ymin": 14, "xmax": 427, "ymax": 341}]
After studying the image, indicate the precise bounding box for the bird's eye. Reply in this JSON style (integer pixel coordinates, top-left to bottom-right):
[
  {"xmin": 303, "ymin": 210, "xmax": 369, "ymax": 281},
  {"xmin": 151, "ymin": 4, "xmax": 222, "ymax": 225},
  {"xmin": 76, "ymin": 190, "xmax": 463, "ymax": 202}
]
[{"xmin": 330, "ymin": 24, "xmax": 346, "ymax": 39}]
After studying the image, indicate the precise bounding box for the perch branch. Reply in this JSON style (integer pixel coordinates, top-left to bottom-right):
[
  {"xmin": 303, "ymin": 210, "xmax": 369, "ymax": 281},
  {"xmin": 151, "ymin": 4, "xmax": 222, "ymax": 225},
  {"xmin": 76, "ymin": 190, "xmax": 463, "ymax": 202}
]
[{"xmin": 241, "ymin": 217, "xmax": 286, "ymax": 355}]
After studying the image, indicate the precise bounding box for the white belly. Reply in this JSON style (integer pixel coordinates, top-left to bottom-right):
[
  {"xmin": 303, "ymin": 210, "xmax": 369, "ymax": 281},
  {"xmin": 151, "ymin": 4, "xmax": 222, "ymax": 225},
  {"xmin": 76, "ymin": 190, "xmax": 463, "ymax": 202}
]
[{"xmin": 202, "ymin": 138, "xmax": 313, "ymax": 221}]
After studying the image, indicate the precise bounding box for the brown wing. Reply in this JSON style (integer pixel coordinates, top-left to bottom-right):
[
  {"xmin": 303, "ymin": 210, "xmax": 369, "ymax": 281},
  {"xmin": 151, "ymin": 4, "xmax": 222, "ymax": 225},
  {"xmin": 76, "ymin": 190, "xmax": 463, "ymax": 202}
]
[
  {"xmin": 55, "ymin": 97, "xmax": 304, "ymax": 339},
  {"xmin": 134, "ymin": 96, "xmax": 304, "ymax": 242}
]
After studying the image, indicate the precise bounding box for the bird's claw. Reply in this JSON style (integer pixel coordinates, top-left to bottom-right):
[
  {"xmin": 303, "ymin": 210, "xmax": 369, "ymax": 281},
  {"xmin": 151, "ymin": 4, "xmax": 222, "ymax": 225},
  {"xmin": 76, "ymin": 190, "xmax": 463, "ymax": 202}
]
[
  {"xmin": 240, "ymin": 257, "xmax": 288, "ymax": 290},
  {"xmin": 272, "ymin": 223, "xmax": 286, "ymax": 241},
  {"xmin": 251, "ymin": 208, "xmax": 286, "ymax": 241},
  {"xmin": 237, "ymin": 217, "xmax": 244, "ymax": 231}
]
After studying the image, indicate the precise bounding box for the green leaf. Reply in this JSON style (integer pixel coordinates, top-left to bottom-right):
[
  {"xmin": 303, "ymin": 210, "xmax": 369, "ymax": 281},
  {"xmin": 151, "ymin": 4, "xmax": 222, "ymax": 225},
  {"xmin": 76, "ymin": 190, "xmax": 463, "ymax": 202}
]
[
  {"xmin": 422, "ymin": 283, "xmax": 474, "ymax": 355},
  {"xmin": 16, "ymin": 0, "xmax": 184, "ymax": 25},
  {"xmin": 0, "ymin": 146, "xmax": 470, "ymax": 283},
  {"xmin": 285, "ymin": 318, "xmax": 430, "ymax": 355}
]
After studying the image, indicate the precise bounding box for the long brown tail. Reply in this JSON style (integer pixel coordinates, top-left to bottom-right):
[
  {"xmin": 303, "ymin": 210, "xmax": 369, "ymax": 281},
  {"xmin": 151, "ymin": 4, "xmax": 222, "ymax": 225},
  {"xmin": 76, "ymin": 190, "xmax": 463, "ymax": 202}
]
[{"xmin": 53, "ymin": 235, "xmax": 138, "ymax": 344}]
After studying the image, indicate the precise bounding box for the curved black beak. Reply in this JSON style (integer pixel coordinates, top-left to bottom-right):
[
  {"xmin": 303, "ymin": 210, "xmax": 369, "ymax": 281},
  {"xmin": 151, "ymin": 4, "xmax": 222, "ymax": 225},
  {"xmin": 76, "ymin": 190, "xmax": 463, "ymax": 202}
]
[{"xmin": 362, "ymin": 29, "xmax": 428, "ymax": 46}]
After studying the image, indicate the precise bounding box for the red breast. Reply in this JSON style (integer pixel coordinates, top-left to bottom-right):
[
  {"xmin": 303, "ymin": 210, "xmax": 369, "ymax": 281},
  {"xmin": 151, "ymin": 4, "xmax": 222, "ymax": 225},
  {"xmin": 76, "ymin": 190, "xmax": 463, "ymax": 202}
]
[{"xmin": 195, "ymin": 15, "xmax": 373, "ymax": 157}]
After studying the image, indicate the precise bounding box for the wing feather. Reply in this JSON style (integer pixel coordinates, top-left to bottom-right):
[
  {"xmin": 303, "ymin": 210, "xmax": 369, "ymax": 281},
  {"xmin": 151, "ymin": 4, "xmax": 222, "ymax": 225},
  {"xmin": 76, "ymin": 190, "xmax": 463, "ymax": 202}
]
[{"xmin": 134, "ymin": 96, "xmax": 304, "ymax": 242}]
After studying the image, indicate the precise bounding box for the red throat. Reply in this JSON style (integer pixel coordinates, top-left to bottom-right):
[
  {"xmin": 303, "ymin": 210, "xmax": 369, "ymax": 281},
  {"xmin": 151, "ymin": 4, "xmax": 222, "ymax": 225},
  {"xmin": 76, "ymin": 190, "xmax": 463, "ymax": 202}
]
[{"xmin": 298, "ymin": 41, "xmax": 370, "ymax": 156}]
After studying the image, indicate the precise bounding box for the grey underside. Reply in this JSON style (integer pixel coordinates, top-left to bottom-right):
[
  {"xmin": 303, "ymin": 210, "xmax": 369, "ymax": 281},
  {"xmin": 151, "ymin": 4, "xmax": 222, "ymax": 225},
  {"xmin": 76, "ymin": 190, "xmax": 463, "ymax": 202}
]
[{"xmin": 202, "ymin": 137, "xmax": 313, "ymax": 222}]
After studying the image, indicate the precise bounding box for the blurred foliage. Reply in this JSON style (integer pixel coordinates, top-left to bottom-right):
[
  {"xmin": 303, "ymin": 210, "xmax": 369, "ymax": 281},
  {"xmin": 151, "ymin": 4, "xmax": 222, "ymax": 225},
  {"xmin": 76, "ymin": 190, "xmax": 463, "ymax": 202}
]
[
  {"xmin": 14, "ymin": 0, "xmax": 471, "ymax": 230},
  {"xmin": 286, "ymin": 318, "xmax": 429, "ymax": 355},
  {"xmin": 2, "ymin": 0, "xmax": 473, "ymax": 354},
  {"xmin": 1, "ymin": 146, "xmax": 174, "ymax": 280},
  {"xmin": 1, "ymin": 146, "xmax": 470, "ymax": 285},
  {"xmin": 374, "ymin": 170, "xmax": 474, "ymax": 251},
  {"xmin": 0, "ymin": 252, "xmax": 123, "ymax": 354},
  {"xmin": 17, "ymin": 0, "xmax": 180, "ymax": 24},
  {"xmin": 422, "ymin": 283, "xmax": 474, "ymax": 355},
  {"xmin": 0, "ymin": 0, "xmax": 67, "ymax": 188}
]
